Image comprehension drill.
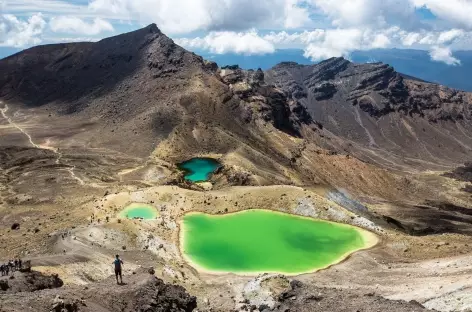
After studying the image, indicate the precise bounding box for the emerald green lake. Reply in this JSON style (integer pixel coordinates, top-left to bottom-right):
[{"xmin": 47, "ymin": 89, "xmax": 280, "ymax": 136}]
[
  {"xmin": 118, "ymin": 203, "xmax": 158, "ymax": 220},
  {"xmin": 177, "ymin": 158, "xmax": 221, "ymax": 182},
  {"xmin": 181, "ymin": 210, "xmax": 376, "ymax": 274}
]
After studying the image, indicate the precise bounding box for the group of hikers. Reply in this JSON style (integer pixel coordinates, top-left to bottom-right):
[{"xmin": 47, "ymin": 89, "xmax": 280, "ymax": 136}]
[
  {"xmin": 0, "ymin": 259, "xmax": 22, "ymax": 276},
  {"xmin": 2, "ymin": 255, "xmax": 123, "ymax": 284}
]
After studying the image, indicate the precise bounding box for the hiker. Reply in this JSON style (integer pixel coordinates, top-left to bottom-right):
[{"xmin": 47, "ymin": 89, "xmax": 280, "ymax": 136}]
[{"xmin": 113, "ymin": 255, "xmax": 124, "ymax": 284}]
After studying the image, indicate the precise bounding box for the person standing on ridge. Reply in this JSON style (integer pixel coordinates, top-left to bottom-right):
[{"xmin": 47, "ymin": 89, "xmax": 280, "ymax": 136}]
[{"xmin": 113, "ymin": 255, "xmax": 124, "ymax": 285}]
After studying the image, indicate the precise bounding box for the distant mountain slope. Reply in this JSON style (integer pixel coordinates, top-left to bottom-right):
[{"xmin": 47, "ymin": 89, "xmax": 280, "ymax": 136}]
[
  {"xmin": 200, "ymin": 49, "xmax": 472, "ymax": 92},
  {"xmin": 351, "ymin": 49, "xmax": 472, "ymax": 92},
  {"xmin": 265, "ymin": 58, "xmax": 472, "ymax": 169}
]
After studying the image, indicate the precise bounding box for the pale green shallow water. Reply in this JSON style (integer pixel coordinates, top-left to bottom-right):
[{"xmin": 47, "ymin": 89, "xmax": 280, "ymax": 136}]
[
  {"xmin": 177, "ymin": 158, "xmax": 221, "ymax": 182},
  {"xmin": 119, "ymin": 204, "xmax": 158, "ymax": 220},
  {"xmin": 181, "ymin": 209, "xmax": 374, "ymax": 274}
]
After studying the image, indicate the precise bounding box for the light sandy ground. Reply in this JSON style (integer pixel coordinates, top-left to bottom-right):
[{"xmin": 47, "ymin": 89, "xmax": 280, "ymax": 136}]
[{"xmin": 25, "ymin": 184, "xmax": 465, "ymax": 312}]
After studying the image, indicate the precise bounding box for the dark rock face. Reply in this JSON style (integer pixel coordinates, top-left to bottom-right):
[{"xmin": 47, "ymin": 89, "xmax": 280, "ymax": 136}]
[
  {"xmin": 267, "ymin": 58, "xmax": 472, "ymax": 121},
  {"xmin": 265, "ymin": 58, "xmax": 472, "ymax": 169},
  {"xmin": 272, "ymin": 277, "xmax": 432, "ymax": 312},
  {"xmin": 130, "ymin": 276, "xmax": 197, "ymax": 312},
  {"xmin": 0, "ymin": 271, "xmax": 63, "ymax": 293},
  {"xmin": 443, "ymin": 162, "xmax": 472, "ymax": 182},
  {"xmin": 290, "ymin": 101, "xmax": 313, "ymax": 125},
  {"xmin": 219, "ymin": 65, "xmax": 315, "ymax": 137},
  {"xmin": 1, "ymin": 273, "xmax": 197, "ymax": 312},
  {"xmin": 313, "ymin": 82, "xmax": 337, "ymax": 100}
]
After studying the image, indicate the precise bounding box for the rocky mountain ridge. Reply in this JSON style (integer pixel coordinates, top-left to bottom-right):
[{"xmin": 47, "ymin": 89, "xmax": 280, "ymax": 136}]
[
  {"xmin": 264, "ymin": 57, "xmax": 472, "ymax": 169},
  {"xmin": 2, "ymin": 24, "xmax": 472, "ymax": 169},
  {"xmin": 267, "ymin": 57, "xmax": 472, "ymax": 122}
]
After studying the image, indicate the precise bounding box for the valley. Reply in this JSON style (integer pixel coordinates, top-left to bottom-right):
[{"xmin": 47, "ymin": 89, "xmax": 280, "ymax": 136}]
[{"xmin": 1, "ymin": 24, "xmax": 472, "ymax": 312}]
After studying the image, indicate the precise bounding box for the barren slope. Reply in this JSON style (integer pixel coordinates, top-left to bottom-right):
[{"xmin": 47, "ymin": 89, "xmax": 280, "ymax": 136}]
[{"xmin": 265, "ymin": 58, "xmax": 472, "ymax": 171}]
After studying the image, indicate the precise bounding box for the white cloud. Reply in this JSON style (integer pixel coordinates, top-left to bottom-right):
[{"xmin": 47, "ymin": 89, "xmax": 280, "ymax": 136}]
[
  {"xmin": 177, "ymin": 27, "xmax": 395, "ymax": 59},
  {"xmin": 308, "ymin": 0, "xmax": 416, "ymax": 28},
  {"xmin": 50, "ymin": 16, "xmax": 114, "ymax": 35},
  {"xmin": 429, "ymin": 46, "xmax": 461, "ymax": 65},
  {"xmin": 263, "ymin": 28, "xmax": 393, "ymax": 59},
  {"xmin": 393, "ymin": 28, "xmax": 467, "ymax": 48},
  {"xmin": 412, "ymin": 0, "xmax": 472, "ymax": 30},
  {"xmin": 176, "ymin": 30, "xmax": 275, "ymax": 55},
  {"xmin": 176, "ymin": 26, "xmax": 465, "ymax": 65},
  {"xmin": 1, "ymin": 0, "xmax": 471, "ymax": 66},
  {"xmin": 3, "ymin": 0, "xmax": 127, "ymax": 20},
  {"xmin": 284, "ymin": 0, "xmax": 311, "ymax": 29},
  {"xmin": 372, "ymin": 33, "xmax": 391, "ymax": 48},
  {"xmin": 437, "ymin": 29, "xmax": 464, "ymax": 44},
  {"xmin": 0, "ymin": 13, "xmax": 46, "ymax": 47},
  {"xmin": 88, "ymin": 0, "xmax": 311, "ymax": 34},
  {"xmin": 264, "ymin": 27, "xmax": 465, "ymax": 64},
  {"xmin": 301, "ymin": 28, "xmax": 392, "ymax": 60},
  {"xmin": 263, "ymin": 30, "xmax": 325, "ymax": 48},
  {"xmin": 401, "ymin": 32, "xmax": 421, "ymax": 46}
]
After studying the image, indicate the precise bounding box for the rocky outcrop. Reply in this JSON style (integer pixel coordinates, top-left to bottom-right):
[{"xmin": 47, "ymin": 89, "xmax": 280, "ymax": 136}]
[
  {"xmin": 273, "ymin": 279, "xmax": 432, "ymax": 312},
  {"xmin": 0, "ymin": 270, "xmax": 63, "ymax": 293},
  {"xmin": 268, "ymin": 58, "xmax": 472, "ymax": 121},
  {"xmin": 313, "ymin": 82, "xmax": 337, "ymax": 100},
  {"xmin": 1, "ymin": 272, "xmax": 197, "ymax": 312},
  {"xmin": 219, "ymin": 65, "xmax": 315, "ymax": 136},
  {"xmin": 130, "ymin": 276, "xmax": 197, "ymax": 312},
  {"xmin": 443, "ymin": 162, "xmax": 472, "ymax": 182}
]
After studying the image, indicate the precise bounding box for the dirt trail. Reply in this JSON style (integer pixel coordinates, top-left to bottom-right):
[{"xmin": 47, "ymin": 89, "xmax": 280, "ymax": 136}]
[
  {"xmin": 0, "ymin": 101, "xmax": 85, "ymax": 185},
  {"xmin": 0, "ymin": 103, "xmax": 40, "ymax": 148}
]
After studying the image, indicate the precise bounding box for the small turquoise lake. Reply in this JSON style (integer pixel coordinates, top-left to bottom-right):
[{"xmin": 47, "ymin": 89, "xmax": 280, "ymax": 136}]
[
  {"xmin": 118, "ymin": 203, "xmax": 158, "ymax": 220},
  {"xmin": 177, "ymin": 158, "xmax": 221, "ymax": 182}
]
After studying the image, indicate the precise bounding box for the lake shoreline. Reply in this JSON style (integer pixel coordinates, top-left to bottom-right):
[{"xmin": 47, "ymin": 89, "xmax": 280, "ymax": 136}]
[
  {"xmin": 118, "ymin": 203, "xmax": 159, "ymax": 220},
  {"xmin": 179, "ymin": 209, "xmax": 379, "ymax": 276}
]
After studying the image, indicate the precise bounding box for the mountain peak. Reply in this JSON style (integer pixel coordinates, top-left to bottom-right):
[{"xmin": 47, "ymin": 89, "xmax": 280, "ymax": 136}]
[{"xmin": 146, "ymin": 23, "xmax": 160, "ymax": 33}]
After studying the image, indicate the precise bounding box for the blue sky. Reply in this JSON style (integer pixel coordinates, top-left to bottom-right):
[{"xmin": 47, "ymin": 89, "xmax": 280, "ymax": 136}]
[{"xmin": 1, "ymin": 0, "xmax": 472, "ymax": 65}]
